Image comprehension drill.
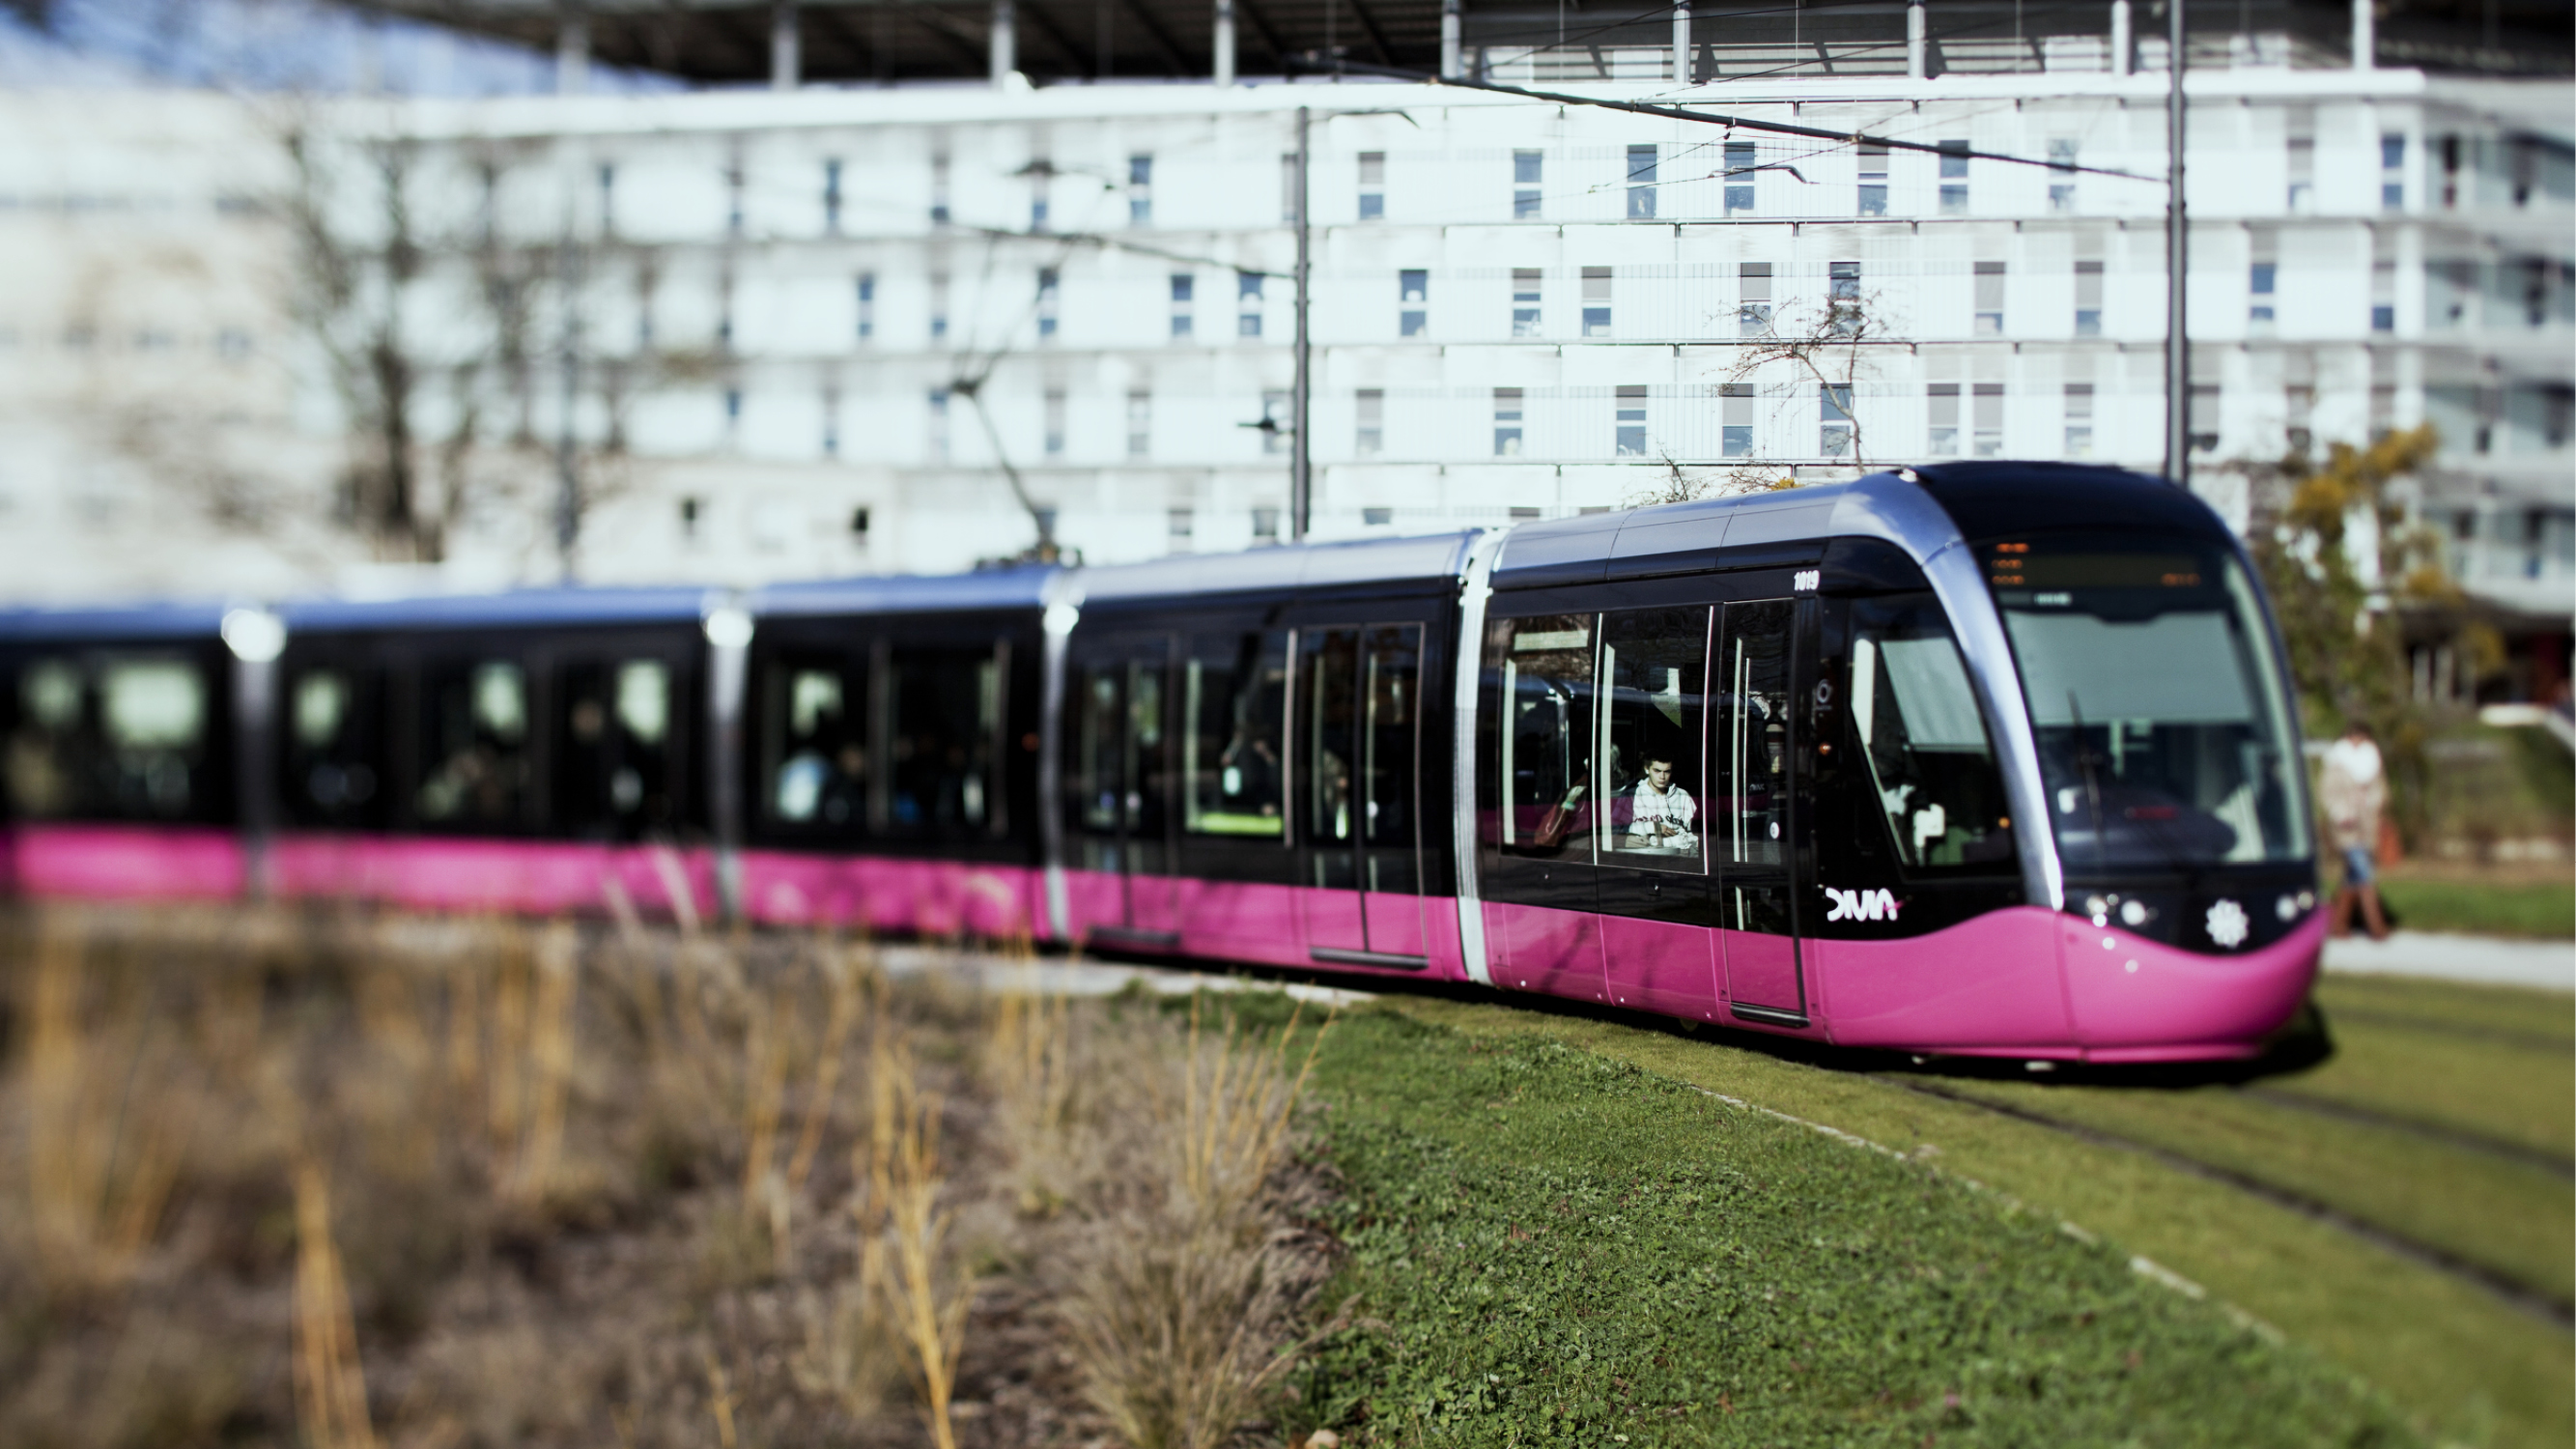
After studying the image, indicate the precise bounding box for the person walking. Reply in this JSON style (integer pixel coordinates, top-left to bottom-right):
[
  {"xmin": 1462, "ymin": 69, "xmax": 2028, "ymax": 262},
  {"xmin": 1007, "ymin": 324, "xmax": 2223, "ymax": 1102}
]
[{"xmin": 2320, "ymin": 721, "xmax": 2391, "ymax": 941}]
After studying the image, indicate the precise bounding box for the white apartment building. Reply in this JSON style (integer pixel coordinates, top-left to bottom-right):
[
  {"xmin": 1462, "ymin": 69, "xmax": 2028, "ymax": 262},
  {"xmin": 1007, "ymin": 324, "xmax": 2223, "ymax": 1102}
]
[{"xmin": 350, "ymin": 61, "xmax": 2570, "ymax": 604}]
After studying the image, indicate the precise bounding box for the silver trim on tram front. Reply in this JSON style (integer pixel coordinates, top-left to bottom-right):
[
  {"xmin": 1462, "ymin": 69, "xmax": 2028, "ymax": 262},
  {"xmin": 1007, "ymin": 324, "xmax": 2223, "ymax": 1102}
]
[
  {"xmin": 1831, "ymin": 474, "xmax": 2067, "ymax": 913},
  {"xmin": 1450, "ymin": 528, "xmax": 1507, "ymax": 987}
]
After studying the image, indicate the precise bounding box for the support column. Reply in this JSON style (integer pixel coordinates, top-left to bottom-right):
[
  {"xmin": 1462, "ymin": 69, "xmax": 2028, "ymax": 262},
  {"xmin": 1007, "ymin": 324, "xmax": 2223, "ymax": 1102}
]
[
  {"xmin": 1907, "ymin": 0, "xmax": 1927, "ymax": 79},
  {"xmin": 1214, "ymin": 0, "xmax": 1236, "ymax": 86},
  {"xmin": 771, "ymin": 2, "xmax": 800, "ymax": 90},
  {"xmin": 2111, "ymin": 0, "xmax": 2131, "ymax": 74},
  {"xmin": 991, "ymin": 0, "xmax": 1017, "ymax": 85},
  {"xmin": 2351, "ymin": 0, "xmax": 2373, "ymax": 69},
  {"xmin": 555, "ymin": 13, "xmax": 590, "ymax": 95},
  {"xmin": 1440, "ymin": 0, "xmax": 1463, "ymax": 79},
  {"xmin": 1672, "ymin": 1, "xmax": 1691, "ymax": 84}
]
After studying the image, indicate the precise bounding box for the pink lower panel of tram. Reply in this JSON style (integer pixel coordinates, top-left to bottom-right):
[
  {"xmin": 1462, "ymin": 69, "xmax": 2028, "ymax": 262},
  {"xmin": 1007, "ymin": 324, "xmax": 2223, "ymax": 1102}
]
[
  {"xmin": 2056, "ymin": 910, "xmax": 2324, "ymax": 1063},
  {"xmin": 1060, "ymin": 870, "xmax": 1470, "ymax": 981},
  {"xmin": 270, "ymin": 834, "xmax": 721, "ymax": 921},
  {"xmin": 1812, "ymin": 906, "xmax": 2073, "ymax": 1052},
  {"xmin": 737, "ymin": 851, "xmax": 1044, "ymax": 939},
  {"xmin": 4, "ymin": 824, "xmax": 247, "ymax": 900}
]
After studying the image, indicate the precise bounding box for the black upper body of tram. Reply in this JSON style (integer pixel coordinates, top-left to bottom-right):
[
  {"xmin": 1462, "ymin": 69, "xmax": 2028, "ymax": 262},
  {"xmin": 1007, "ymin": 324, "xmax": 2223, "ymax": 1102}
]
[{"xmin": 0, "ymin": 606, "xmax": 238, "ymax": 830}]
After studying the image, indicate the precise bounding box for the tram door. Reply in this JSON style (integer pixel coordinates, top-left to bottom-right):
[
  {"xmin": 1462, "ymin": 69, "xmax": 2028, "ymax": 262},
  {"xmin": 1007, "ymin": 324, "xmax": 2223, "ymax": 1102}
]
[
  {"xmin": 1297, "ymin": 625, "xmax": 1428, "ymax": 965},
  {"xmin": 1067, "ymin": 637, "xmax": 1179, "ymax": 944},
  {"xmin": 1715, "ymin": 599, "xmax": 1809, "ymax": 1022}
]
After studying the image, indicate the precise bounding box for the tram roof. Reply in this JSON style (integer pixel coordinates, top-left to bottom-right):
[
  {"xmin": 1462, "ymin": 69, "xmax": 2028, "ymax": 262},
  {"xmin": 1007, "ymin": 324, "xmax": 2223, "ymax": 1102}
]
[
  {"xmin": 1073, "ymin": 529, "xmax": 1478, "ymax": 607},
  {"xmin": 0, "ymin": 602, "xmax": 230, "ymax": 644},
  {"xmin": 279, "ymin": 584, "xmax": 720, "ymax": 634},
  {"xmin": 753, "ymin": 563, "xmax": 1057, "ymax": 619}
]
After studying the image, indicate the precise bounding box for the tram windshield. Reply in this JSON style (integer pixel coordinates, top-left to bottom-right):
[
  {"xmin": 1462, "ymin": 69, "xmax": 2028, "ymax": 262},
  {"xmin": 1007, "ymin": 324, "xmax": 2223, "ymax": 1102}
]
[{"xmin": 1987, "ymin": 534, "xmax": 2309, "ymax": 869}]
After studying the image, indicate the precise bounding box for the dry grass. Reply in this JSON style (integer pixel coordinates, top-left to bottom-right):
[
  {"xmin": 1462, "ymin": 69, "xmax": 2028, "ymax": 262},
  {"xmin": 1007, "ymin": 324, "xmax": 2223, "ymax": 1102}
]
[{"xmin": 0, "ymin": 901, "xmax": 1339, "ymax": 1449}]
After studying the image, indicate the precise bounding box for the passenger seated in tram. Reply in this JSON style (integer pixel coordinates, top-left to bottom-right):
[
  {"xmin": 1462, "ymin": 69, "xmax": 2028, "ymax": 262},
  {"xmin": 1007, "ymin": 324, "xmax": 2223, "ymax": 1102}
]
[{"xmin": 1621, "ymin": 752, "xmax": 1697, "ymax": 853}]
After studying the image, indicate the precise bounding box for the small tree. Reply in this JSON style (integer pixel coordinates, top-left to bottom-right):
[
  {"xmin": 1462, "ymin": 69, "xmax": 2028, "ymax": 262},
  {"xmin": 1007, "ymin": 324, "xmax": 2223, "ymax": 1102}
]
[
  {"xmin": 2250, "ymin": 424, "xmax": 2497, "ymax": 845},
  {"xmin": 1721, "ymin": 278, "xmax": 1882, "ymax": 483}
]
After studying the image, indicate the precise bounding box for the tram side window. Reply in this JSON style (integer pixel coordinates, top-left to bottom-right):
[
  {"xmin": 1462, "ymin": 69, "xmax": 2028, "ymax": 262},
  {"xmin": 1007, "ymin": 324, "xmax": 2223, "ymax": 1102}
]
[
  {"xmin": 1182, "ymin": 632, "xmax": 1288, "ymax": 837},
  {"xmin": 760, "ymin": 653, "xmax": 866, "ymax": 834},
  {"xmin": 1848, "ymin": 595, "xmax": 2015, "ymax": 870},
  {"xmin": 285, "ymin": 665, "xmax": 384, "ymax": 829},
  {"xmin": 1482, "ymin": 613, "xmax": 1596, "ymax": 860},
  {"xmin": 5, "ymin": 654, "xmax": 212, "ymax": 822},
  {"xmin": 417, "ymin": 659, "xmax": 531, "ymax": 832},
  {"xmin": 1599, "ymin": 607, "xmax": 1710, "ymax": 872},
  {"xmin": 557, "ymin": 658, "xmax": 678, "ymax": 840},
  {"xmin": 885, "ymin": 645, "xmax": 1004, "ymax": 836},
  {"xmin": 1715, "ymin": 601, "xmax": 1795, "ymax": 870}
]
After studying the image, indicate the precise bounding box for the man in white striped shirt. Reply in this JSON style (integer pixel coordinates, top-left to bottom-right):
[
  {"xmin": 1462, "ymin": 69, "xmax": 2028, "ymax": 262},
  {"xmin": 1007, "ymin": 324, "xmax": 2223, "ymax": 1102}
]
[{"xmin": 1624, "ymin": 754, "xmax": 1697, "ymax": 852}]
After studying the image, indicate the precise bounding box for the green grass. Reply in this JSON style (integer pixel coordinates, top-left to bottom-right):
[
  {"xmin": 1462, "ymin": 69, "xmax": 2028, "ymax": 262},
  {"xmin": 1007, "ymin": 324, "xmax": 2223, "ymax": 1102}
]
[
  {"xmin": 1280, "ymin": 1006, "xmax": 2417, "ymax": 1448},
  {"xmin": 2377, "ymin": 877, "xmax": 2576, "ymax": 940},
  {"xmin": 1316, "ymin": 989, "xmax": 2575, "ymax": 1449},
  {"xmin": 2293, "ymin": 978, "xmax": 2575, "ymax": 1163}
]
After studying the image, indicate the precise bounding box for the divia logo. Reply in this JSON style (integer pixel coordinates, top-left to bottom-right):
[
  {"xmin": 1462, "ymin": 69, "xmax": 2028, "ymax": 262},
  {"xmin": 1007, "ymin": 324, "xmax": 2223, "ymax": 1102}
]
[{"xmin": 1823, "ymin": 887, "xmax": 1902, "ymax": 923}]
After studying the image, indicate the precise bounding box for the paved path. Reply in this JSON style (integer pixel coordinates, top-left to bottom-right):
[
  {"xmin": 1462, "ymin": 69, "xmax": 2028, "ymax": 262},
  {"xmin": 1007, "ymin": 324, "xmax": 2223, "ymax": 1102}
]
[{"xmin": 2321, "ymin": 931, "xmax": 2575, "ymax": 991}]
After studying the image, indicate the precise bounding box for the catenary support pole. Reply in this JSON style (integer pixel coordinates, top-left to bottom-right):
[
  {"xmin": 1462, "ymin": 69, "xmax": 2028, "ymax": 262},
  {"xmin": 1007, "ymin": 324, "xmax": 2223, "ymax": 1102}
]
[
  {"xmin": 1214, "ymin": 0, "xmax": 1236, "ymax": 85},
  {"xmin": 1291, "ymin": 106, "xmax": 1312, "ymax": 543},
  {"xmin": 991, "ymin": 0, "xmax": 1016, "ymax": 84},
  {"xmin": 555, "ymin": 14, "xmax": 589, "ymax": 95},
  {"xmin": 2111, "ymin": 0, "xmax": 2132, "ymax": 75},
  {"xmin": 1441, "ymin": 0, "xmax": 1462, "ymax": 77},
  {"xmin": 1907, "ymin": 0, "xmax": 1926, "ymax": 78},
  {"xmin": 772, "ymin": 2, "xmax": 801, "ymax": 90},
  {"xmin": 1672, "ymin": 0, "xmax": 1691, "ymax": 83},
  {"xmin": 2351, "ymin": 0, "xmax": 2372, "ymax": 68},
  {"xmin": 2165, "ymin": 0, "xmax": 2189, "ymax": 483}
]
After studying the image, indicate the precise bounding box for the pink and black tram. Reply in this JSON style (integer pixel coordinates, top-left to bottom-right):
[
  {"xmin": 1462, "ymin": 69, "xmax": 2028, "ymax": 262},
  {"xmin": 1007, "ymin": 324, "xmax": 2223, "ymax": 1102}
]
[{"xmin": 0, "ymin": 464, "xmax": 2324, "ymax": 1062}]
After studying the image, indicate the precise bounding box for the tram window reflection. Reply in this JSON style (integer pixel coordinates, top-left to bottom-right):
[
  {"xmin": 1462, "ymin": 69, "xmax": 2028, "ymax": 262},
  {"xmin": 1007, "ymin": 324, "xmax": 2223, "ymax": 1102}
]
[
  {"xmin": 417, "ymin": 659, "xmax": 529, "ymax": 831},
  {"xmin": 884, "ymin": 646, "xmax": 1004, "ymax": 836},
  {"xmin": 285, "ymin": 665, "xmax": 384, "ymax": 828},
  {"xmin": 1847, "ymin": 595, "xmax": 2013, "ymax": 871},
  {"xmin": 1182, "ymin": 633, "xmax": 1288, "ymax": 838},
  {"xmin": 1486, "ymin": 613, "xmax": 1596, "ymax": 861},
  {"xmin": 760, "ymin": 654, "xmax": 865, "ymax": 833},
  {"xmin": 1599, "ymin": 607, "xmax": 1709, "ymax": 872},
  {"xmin": 557, "ymin": 658, "xmax": 677, "ymax": 840},
  {"xmin": 4, "ymin": 653, "xmax": 214, "ymax": 823}
]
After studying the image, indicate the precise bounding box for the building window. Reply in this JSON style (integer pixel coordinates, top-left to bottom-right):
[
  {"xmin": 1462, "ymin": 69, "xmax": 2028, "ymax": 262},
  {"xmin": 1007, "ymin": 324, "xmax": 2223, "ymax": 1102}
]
[
  {"xmin": 1827, "ymin": 261, "xmax": 1861, "ymax": 336},
  {"xmin": 1973, "ymin": 262, "xmax": 2004, "ymax": 335},
  {"xmin": 1820, "ymin": 384, "xmax": 1854, "ymax": 458},
  {"xmin": 1512, "ymin": 269, "xmax": 1542, "ymax": 336},
  {"xmin": 1282, "ymin": 153, "xmax": 1299, "ymax": 223},
  {"xmin": 2250, "ymin": 261, "xmax": 2277, "ymax": 328},
  {"xmin": 1037, "ymin": 269, "xmax": 1061, "ymax": 339},
  {"xmin": 1581, "ymin": 267, "xmax": 1612, "ymax": 337},
  {"xmin": 1514, "ymin": 150, "xmax": 1543, "ymax": 218},
  {"xmin": 726, "ymin": 161, "xmax": 745, "ymax": 236},
  {"xmin": 1493, "ymin": 387, "xmax": 1524, "ymax": 455},
  {"xmin": 1721, "ymin": 384, "xmax": 1753, "ymax": 457},
  {"xmin": 1171, "ymin": 273, "xmax": 1195, "ymax": 339},
  {"xmin": 1358, "ymin": 151, "xmax": 1386, "ymax": 220},
  {"xmin": 1400, "ymin": 270, "xmax": 1429, "ymax": 337},
  {"xmin": 2287, "ymin": 133, "xmax": 2315, "ymax": 213},
  {"xmin": 2189, "ymin": 384, "xmax": 2220, "ymax": 454},
  {"xmin": 2381, "ymin": 133, "xmax": 2405, "ymax": 211},
  {"xmin": 215, "ymin": 327, "xmax": 252, "ymax": 362},
  {"xmin": 1927, "ymin": 384, "xmax": 1960, "ymax": 456},
  {"xmin": 1125, "ymin": 390, "xmax": 1150, "ymax": 457},
  {"xmin": 1626, "ymin": 144, "xmax": 1657, "ymax": 219},
  {"xmin": 930, "ymin": 273, "xmax": 949, "ymax": 343},
  {"xmin": 1168, "ymin": 507, "xmax": 1194, "ymax": 553},
  {"xmin": 724, "ymin": 387, "xmax": 744, "ymax": 426},
  {"xmin": 1739, "ymin": 262, "xmax": 1771, "ymax": 335},
  {"xmin": 1355, "ymin": 388, "xmax": 1384, "ymax": 456},
  {"xmin": 1938, "ymin": 139, "xmax": 1968, "ymax": 214},
  {"xmin": 1724, "ymin": 140, "xmax": 1756, "ymax": 213},
  {"xmin": 1044, "ymin": 389, "xmax": 1067, "ymax": 457},
  {"xmin": 928, "ymin": 389, "xmax": 950, "ymax": 462},
  {"xmin": 2075, "ymin": 261, "xmax": 2104, "ymax": 336},
  {"xmin": 823, "ymin": 157, "xmax": 843, "ymax": 233},
  {"xmin": 1237, "ymin": 272, "xmax": 1263, "ymax": 338},
  {"xmin": 931, "ymin": 154, "xmax": 950, "ymax": 226},
  {"xmin": 823, "ymin": 389, "xmax": 840, "ymax": 457},
  {"xmin": 2047, "ymin": 139, "xmax": 2077, "ymax": 213},
  {"xmin": 1857, "ymin": 141, "xmax": 1887, "ymax": 216},
  {"xmin": 1971, "ymin": 383, "xmax": 2002, "ymax": 457},
  {"xmin": 2371, "ymin": 260, "xmax": 2395, "ymax": 332},
  {"xmin": 680, "ymin": 497, "xmax": 702, "ymax": 538},
  {"xmin": 2063, "ymin": 383, "xmax": 2094, "ymax": 458},
  {"xmin": 1260, "ymin": 389, "xmax": 1288, "ymax": 454},
  {"xmin": 599, "ymin": 162, "xmax": 617, "ymax": 237},
  {"xmin": 857, "ymin": 273, "xmax": 876, "ymax": 341},
  {"xmin": 851, "ymin": 506, "xmax": 870, "ymax": 541},
  {"xmin": 1128, "ymin": 154, "xmax": 1153, "ymax": 224},
  {"xmin": 1614, "ymin": 385, "xmax": 1648, "ymax": 456},
  {"xmin": 2285, "ymin": 384, "xmax": 2315, "ymax": 456},
  {"xmin": 1253, "ymin": 506, "xmax": 1281, "ymax": 542}
]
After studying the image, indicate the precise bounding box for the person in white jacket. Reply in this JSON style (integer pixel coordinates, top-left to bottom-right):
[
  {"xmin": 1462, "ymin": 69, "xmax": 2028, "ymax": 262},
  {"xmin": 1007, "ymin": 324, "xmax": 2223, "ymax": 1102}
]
[{"xmin": 2319, "ymin": 722, "xmax": 2391, "ymax": 941}]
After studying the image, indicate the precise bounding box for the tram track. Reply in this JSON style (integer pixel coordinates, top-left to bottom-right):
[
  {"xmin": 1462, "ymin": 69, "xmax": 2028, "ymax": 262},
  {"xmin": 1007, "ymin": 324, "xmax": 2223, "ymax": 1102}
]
[
  {"xmin": 1865, "ymin": 1071, "xmax": 2576, "ymax": 1331},
  {"xmin": 2236, "ymin": 1083, "xmax": 2576, "ymax": 1179}
]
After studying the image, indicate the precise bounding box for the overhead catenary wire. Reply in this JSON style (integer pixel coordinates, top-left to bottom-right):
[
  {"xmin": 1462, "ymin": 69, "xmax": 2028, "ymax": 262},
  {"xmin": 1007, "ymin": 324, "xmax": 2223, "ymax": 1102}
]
[{"xmin": 1285, "ymin": 53, "xmax": 2163, "ymax": 184}]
